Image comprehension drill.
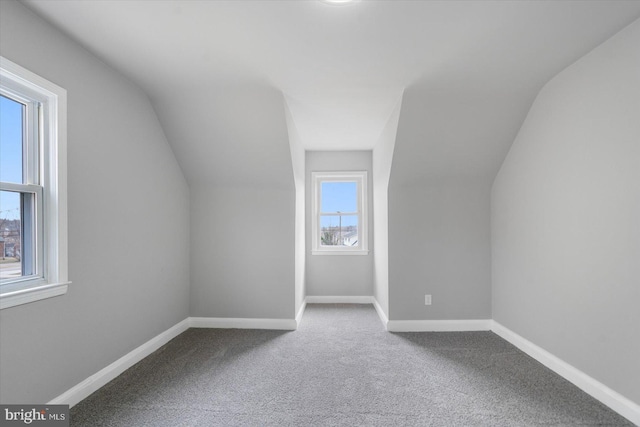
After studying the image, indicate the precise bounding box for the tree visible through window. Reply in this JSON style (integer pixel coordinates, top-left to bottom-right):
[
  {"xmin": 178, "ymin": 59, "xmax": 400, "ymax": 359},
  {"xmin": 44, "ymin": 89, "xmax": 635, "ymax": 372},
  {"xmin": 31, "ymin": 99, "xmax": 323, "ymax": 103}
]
[
  {"xmin": 320, "ymin": 181, "xmax": 358, "ymax": 247},
  {"xmin": 0, "ymin": 56, "xmax": 69, "ymax": 309},
  {"xmin": 0, "ymin": 94, "xmax": 38, "ymax": 281},
  {"xmin": 312, "ymin": 171, "xmax": 368, "ymax": 255}
]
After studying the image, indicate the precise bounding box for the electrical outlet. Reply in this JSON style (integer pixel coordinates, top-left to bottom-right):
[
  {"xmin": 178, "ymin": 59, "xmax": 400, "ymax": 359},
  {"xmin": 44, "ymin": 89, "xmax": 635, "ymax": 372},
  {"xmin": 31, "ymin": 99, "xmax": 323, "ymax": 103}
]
[{"xmin": 425, "ymin": 294, "xmax": 432, "ymax": 305}]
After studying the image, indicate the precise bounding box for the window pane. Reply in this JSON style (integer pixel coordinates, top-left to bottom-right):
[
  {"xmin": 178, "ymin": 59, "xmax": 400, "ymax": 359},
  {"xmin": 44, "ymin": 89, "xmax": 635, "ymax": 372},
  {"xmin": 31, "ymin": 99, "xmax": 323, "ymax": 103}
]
[
  {"xmin": 20, "ymin": 191, "xmax": 36, "ymax": 277},
  {"xmin": 321, "ymin": 181, "xmax": 357, "ymax": 213},
  {"xmin": 0, "ymin": 190, "xmax": 22, "ymax": 280},
  {"xmin": 320, "ymin": 214, "xmax": 359, "ymax": 247},
  {"xmin": 0, "ymin": 95, "xmax": 24, "ymax": 184},
  {"xmin": 0, "ymin": 190, "xmax": 35, "ymax": 281}
]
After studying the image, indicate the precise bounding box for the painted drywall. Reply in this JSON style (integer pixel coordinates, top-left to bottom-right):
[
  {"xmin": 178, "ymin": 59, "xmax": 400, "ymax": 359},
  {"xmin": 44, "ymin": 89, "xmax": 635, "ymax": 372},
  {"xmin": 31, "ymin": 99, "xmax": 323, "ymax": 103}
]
[
  {"xmin": 186, "ymin": 85, "xmax": 296, "ymax": 321},
  {"xmin": 306, "ymin": 151, "xmax": 374, "ymax": 297},
  {"xmin": 386, "ymin": 87, "xmax": 493, "ymax": 321},
  {"xmin": 383, "ymin": 67, "xmax": 524, "ymax": 322},
  {"xmin": 372, "ymin": 97, "xmax": 402, "ymax": 317},
  {"xmin": 152, "ymin": 82, "xmax": 296, "ymax": 190},
  {"xmin": 0, "ymin": 0, "xmax": 190, "ymax": 404},
  {"xmin": 284, "ymin": 101, "xmax": 306, "ymax": 315},
  {"xmin": 388, "ymin": 179, "xmax": 492, "ymax": 320},
  {"xmin": 492, "ymin": 18, "xmax": 640, "ymax": 404},
  {"xmin": 190, "ymin": 184, "xmax": 295, "ymax": 320}
]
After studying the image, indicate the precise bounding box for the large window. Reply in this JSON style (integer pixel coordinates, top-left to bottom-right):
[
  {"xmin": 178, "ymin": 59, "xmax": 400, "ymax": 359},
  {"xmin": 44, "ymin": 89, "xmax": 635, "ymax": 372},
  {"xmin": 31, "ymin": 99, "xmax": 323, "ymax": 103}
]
[
  {"xmin": 0, "ymin": 56, "xmax": 69, "ymax": 309},
  {"xmin": 312, "ymin": 171, "xmax": 368, "ymax": 255}
]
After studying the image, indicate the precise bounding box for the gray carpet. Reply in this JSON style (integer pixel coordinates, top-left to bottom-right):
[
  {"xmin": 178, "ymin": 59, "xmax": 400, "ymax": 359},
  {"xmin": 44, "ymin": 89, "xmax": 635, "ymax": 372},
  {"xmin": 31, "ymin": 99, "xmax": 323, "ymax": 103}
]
[{"xmin": 70, "ymin": 304, "xmax": 633, "ymax": 426}]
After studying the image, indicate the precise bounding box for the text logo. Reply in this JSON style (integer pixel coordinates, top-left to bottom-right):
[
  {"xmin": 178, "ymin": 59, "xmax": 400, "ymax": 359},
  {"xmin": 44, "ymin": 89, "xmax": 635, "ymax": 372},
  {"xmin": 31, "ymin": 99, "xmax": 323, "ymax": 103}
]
[{"xmin": 0, "ymin": 405, "xmax": 68, "ymax": 426}]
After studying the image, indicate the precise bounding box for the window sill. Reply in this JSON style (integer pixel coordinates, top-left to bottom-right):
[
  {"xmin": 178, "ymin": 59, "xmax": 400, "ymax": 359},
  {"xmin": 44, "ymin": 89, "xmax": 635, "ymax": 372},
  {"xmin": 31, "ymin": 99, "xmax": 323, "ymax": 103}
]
[
  {"xmin": 312, "ymin": 250, "xmax": 370, "ymax": 256},
  {"xmin": 0, "ymin": 280, "xmax": 70, "ymax": 310}
]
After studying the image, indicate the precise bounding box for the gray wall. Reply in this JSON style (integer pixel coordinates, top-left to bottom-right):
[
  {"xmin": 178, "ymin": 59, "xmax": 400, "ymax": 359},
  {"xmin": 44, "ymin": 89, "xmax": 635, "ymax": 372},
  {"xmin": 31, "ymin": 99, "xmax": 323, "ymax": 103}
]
[
  {"xmin": 190, "ymin": 185, "xmax": 295, "ymax": 319},
  {"xmin": 284, "ymin": 101, "xmax": 306, "ymax": 316},
  {"xmin": 372, "ymin": 97, "xmax": 402, "ymax": 317},
  {"xmin": 306, "ymin": 151, "xmax": 374, "ymax": 297},
  {"xmin": 0, "ymin": 0, "xmax": 190, "ymax": 404},
  {"xmin": 155, "ymin": 77, "xmax": 296, "ymax": 321},
  {"xmin": 387, "ymin": 91, "xmax": 493, "ymax": 321},
  {"xmin": 186, "ymin": 89, "xmax": 296, "ymax": 321},
  {"xmin": 388, "ymin": 179, "xmax": 492, "ymax": 320},
  {"xmin": 492, "ymin": 18, "xmax": 640, "ymax": 404}
]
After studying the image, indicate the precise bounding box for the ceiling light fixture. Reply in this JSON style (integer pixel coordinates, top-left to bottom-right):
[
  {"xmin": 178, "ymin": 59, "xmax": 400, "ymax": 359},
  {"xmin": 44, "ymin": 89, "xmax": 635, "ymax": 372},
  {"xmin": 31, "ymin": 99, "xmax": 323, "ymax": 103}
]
[{"xmin": 320, "ymin": 0, "xmax": 358, "ymax": 5}]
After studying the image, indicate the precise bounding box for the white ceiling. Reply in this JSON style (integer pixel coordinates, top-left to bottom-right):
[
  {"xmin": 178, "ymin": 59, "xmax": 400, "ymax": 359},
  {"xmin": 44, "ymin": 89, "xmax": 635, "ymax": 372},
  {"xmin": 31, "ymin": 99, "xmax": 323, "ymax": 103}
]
[{"xmin": 21, "ymin": 0, "xmax": 640, "ymax": 183}]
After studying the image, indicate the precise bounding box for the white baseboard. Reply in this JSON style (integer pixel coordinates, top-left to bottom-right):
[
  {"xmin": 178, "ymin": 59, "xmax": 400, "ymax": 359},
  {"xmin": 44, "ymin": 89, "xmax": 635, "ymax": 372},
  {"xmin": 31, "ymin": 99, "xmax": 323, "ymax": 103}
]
[
  {"xmin": 305, "ymin": 295, "xmax": 374, "ymax": 304},
  {"xmin": 49, "ymin": 315, "xmax": 295, "ymax": 407},
  {"xmin": 372, "ymin": 298, "xmax": 389, "ymax": 330},
  {"xmin": 48, "ymin": 318, "xmax": 190, "ymax": 408},
  {"xmin": 491, "ymin": 321, "xmax": 640, "ymax": 425},
  {"xmin": 49, "ymin": 311, "xmax": 638, "ymax": 425},
  {"xmin": 295, "ymin": 300, "xmax": 307, "ymax": 328},
  {"xmin": 387, "ymin": 319, "xmax": 492, "ymax": 332},
  {"xmin": 189, "ymin": 316, "xmax": 297, "ymax": 330}
]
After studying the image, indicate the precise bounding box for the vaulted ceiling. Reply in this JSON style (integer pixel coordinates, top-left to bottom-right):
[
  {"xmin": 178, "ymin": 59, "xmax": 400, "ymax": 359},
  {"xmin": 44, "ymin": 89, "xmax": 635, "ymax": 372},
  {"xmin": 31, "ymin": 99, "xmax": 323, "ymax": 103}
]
[{"xmin": 22, "ymin": 0, "xmax": 640, "ymax": 186}]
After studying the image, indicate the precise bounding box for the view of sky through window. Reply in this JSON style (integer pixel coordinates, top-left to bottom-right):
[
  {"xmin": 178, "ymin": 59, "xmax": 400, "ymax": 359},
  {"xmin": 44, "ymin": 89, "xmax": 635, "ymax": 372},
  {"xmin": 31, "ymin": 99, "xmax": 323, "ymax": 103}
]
[
  {"xmin": 1, "ymin": 95, "xmax": 24, "ymax": 279},
  {"xmin": 0, "ymin": 95, "xmax": 23, "ymax": 186},
  {"xmin": 321, "ymin": 181, "xmax": 357, "ymax": 213},
  {"xmin": 1, "ymin": 95, "xmax": 23, "ymax": 223},
  {"xmin": 319, "ymin": 181, "xmax": 359, "ymax": 246}
]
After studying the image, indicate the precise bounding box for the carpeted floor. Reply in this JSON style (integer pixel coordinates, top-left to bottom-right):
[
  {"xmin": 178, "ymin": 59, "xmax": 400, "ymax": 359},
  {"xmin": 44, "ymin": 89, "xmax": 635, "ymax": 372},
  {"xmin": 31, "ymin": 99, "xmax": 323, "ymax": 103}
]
[{"xmin": 70, "ymin": 304, "xmax": 633, "ymax": 426}]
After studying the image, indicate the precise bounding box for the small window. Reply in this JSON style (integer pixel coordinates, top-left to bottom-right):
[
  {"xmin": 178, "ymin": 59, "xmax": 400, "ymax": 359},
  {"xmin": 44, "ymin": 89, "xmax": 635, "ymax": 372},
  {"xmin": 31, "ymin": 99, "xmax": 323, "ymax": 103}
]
[
  {"xmin": 0, "ymin": 56, "xmax": 69, "ymax": 309},
  {"xmin": 312, "ymin": 171, "xmax": 368, "ymax": 255}
]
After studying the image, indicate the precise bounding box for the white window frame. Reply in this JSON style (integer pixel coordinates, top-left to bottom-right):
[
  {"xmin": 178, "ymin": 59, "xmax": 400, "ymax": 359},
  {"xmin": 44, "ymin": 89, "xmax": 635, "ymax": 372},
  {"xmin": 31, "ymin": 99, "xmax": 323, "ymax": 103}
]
[
  {"xmin": 0, "ymin": 56, "xmax": 69, "ymax": 309},
  {"xmin": 311, "ymin": 171, "xmax": 368, "ymax": 256}
]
